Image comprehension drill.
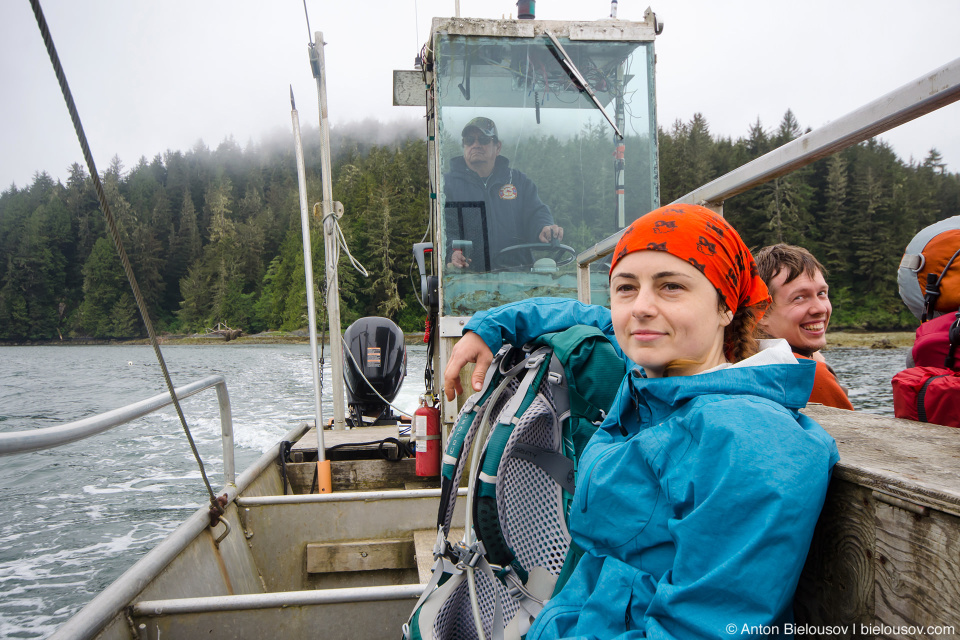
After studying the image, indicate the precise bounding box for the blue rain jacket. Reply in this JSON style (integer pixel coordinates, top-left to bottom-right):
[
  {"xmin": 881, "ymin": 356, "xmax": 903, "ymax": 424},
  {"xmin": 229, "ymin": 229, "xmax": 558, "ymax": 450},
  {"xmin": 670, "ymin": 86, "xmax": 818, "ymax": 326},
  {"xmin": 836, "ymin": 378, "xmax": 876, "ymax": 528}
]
[{"xmin": 464, "ymin": 298, "xmax": 840, "ymax": 640}]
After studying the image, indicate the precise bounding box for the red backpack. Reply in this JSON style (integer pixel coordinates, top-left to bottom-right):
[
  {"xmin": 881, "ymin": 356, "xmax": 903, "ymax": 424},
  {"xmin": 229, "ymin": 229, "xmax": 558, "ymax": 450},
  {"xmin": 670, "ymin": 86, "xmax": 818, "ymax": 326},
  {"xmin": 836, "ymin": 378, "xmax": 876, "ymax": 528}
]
[
  {"xmin": 892, "ymin": 366, "xmax": 960, "ymax": 427},
  {"xmin": 912, "ymin": 311, "xmax": 960, "ymax": 369},
  {"xmin": 891, "ymin": 310, "xmax": 960, "ymax": 428}
]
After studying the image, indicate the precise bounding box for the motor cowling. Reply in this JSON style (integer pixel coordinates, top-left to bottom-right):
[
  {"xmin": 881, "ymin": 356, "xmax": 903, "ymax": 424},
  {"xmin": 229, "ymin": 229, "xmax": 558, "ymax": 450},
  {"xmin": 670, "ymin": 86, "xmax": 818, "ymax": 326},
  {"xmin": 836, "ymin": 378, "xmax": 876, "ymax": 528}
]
[
  {"xmin": 414, "ymin": 398, "xmax": 441, "ymax": 476},
  {"xmin": 343, "ymin": 317, "xmax": 406, "ymax": 423}
]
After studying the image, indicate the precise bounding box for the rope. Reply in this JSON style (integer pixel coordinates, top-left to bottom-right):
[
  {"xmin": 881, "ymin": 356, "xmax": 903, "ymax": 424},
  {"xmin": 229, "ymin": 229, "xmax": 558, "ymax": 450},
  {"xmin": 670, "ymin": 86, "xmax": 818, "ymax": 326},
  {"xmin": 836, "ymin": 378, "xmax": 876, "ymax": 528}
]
[
  {"xmin": 327, "ymin": 437, "xmax": 415, "ymax": 460},
  {"xmin": 316, "ymin": 207, "xmax": 415, "ymax": 422},
  {"xmin": 324, "ymin": 208, "xmax": 369, "ymax": 279},
  {"xmin": 29, "ymin": 0, "xmax": 224, "ymax": 520}
]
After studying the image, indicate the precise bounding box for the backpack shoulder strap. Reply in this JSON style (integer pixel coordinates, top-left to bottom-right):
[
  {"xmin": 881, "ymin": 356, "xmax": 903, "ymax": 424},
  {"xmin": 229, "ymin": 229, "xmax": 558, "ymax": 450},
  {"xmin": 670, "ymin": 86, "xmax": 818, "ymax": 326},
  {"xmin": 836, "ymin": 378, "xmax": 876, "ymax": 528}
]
[
  {"xmin": 475, "ymin": 347, "xmax": 555, "ymax": 497},
  {"xmin": 945, "ymin": 310, "xmax": 960, "ymax": 369},
  {"xmin": 534, "ymin": 325, "xmax": 626, "ymax": 454},
  {"xmin": 471, "ymin": 346, "xmax": 556, "ymax": 571},
  {"xmin": 437, "ymin": 344, "xmax": 526, "ymax": 535}
]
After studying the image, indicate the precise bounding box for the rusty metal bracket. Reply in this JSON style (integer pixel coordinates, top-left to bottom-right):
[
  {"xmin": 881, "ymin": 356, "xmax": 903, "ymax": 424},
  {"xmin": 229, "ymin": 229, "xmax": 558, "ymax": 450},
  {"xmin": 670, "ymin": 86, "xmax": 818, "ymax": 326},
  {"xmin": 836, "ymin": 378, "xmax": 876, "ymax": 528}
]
[{"xmin": 211, "ymin": 517, "xmax": 232, "ymax": 547}]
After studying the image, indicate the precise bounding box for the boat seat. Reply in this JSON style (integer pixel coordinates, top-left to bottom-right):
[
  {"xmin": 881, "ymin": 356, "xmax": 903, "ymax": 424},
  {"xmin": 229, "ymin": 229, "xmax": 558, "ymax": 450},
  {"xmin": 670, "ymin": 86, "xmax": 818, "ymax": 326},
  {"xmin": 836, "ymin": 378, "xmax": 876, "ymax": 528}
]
[
  {"xmin": 306, "ymin": 537, "xmax": 415, "ymax": 574},
  {"xmin": 303, "ymin": 527, "xmax": 461, "ymax": 579}
]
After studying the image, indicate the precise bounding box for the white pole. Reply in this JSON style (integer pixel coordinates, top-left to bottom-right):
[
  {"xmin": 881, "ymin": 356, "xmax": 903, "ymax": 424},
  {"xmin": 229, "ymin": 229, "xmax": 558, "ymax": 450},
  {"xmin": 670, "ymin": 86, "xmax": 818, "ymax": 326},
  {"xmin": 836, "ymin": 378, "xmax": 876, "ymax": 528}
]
[
  {"xmin": 290, "ymin": 89, "xmax": 326, "ymax": 460},
  {"xmin": 313, "ymin": 33, "xmax": 348, "ymax": 431}
]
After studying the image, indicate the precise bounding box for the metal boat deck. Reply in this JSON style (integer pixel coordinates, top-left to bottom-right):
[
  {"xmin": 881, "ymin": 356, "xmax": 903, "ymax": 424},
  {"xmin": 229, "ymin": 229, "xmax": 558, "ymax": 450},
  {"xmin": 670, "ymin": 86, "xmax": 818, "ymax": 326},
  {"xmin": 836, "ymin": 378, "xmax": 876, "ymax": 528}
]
[{"xmin": 45, "ymin": 408, "xmax": 960, "ymax": 639}]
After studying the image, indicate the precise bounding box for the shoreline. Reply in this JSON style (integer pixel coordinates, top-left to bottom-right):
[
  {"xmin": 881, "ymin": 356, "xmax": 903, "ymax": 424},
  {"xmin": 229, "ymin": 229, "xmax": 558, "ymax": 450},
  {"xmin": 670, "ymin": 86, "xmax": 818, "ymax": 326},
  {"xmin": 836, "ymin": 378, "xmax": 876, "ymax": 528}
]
[
  {"xmin": 822, "ymin": 331, "xmax": 914, "ymax": 349},
  {"xmin": 0, "ymin": 331, "xmax": 430, "ymax": 347},
  {"xmin": 1, "ymin": 331, "xmax": 914, "ymax": 349}
]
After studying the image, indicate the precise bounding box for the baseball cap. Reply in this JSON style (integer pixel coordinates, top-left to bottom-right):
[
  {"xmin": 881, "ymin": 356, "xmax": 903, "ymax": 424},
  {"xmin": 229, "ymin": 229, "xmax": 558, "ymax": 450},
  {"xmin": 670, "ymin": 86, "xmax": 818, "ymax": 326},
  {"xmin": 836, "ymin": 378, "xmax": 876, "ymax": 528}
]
[{"xmin": 462, "ymin": 117, "xmax": 498, "ymax": 140}]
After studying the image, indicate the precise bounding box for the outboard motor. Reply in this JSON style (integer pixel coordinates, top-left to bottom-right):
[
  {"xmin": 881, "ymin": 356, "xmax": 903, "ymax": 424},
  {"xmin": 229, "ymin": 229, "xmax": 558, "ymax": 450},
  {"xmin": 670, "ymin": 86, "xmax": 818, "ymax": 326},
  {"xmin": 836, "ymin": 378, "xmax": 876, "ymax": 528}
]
[{"xmin": 342, "ymin": 317, "xmax": 407, "ymax": 426}]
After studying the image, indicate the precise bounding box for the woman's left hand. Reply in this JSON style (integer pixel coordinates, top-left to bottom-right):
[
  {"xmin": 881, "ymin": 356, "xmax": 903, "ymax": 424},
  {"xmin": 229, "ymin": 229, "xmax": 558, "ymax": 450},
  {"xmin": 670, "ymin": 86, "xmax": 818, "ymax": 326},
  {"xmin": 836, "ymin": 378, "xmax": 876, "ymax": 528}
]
[{"xmin": 443, "ymin": 331, "xmax": 493, "ymax": 401}]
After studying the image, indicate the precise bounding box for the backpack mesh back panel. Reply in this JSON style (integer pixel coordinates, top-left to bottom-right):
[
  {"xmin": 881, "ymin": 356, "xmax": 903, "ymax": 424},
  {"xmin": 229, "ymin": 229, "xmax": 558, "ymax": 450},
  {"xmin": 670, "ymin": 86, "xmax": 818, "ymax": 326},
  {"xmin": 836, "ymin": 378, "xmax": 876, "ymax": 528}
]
[
  {"xmin": 498, "ymin": 386, "xmax": 570, "ymax": 576},
  {"xmin": 431, "ymin": 564, "xmax": 520, "ymax": 639}
]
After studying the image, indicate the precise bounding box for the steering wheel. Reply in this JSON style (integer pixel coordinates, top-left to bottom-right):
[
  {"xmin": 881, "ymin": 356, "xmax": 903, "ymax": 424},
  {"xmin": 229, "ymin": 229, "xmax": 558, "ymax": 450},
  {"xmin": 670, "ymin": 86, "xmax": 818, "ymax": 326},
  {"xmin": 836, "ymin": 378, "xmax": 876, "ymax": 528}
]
[{"xmin": 495, "ymin": 240, "xmax": 578, "ymax": 272}]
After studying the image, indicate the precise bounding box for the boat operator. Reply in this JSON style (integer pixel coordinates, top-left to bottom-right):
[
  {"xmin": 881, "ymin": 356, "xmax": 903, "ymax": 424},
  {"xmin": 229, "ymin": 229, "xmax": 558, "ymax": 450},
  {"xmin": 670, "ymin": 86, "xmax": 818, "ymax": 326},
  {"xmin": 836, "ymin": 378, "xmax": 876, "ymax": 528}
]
[{"xmin": 443, "ymin": 117, "xmax": 563, "ymax": 271}]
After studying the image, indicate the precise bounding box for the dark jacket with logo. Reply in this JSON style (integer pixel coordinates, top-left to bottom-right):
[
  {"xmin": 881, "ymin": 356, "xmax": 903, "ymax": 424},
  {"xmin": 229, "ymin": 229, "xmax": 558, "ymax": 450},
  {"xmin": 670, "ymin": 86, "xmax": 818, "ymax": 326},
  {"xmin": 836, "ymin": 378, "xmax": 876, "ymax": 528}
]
[{"xmin": 442, "ymin": 155, "xmax": 554, "ymax": 270}]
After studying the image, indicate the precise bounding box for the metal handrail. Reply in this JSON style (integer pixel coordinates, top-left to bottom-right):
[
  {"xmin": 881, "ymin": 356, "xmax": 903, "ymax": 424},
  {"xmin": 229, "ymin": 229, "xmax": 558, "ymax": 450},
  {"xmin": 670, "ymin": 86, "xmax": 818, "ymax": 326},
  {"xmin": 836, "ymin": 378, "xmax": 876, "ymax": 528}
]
[
  {"xmin": 0, "ymin": 374, "xmax": 236, "ymax": 486},
  {"xmin": 48, "ymin": 422, "xmax": 309, "ymax": 640},
  {"xmin": 131, "ymin": 584, "xmax": 423, "ymax": 616},
  {"xmin": 575, "ymin": 56, "xmax": 960, "ymax": 302}
]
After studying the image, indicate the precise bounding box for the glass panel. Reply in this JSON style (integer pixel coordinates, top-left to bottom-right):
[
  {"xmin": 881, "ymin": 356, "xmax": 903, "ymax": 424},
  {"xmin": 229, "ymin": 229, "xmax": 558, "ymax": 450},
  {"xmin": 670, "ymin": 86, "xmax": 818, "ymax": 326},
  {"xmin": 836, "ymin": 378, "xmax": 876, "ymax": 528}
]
[{"xmin": 435, "ymin": 32, "xmax": 657, "ymax": 316}]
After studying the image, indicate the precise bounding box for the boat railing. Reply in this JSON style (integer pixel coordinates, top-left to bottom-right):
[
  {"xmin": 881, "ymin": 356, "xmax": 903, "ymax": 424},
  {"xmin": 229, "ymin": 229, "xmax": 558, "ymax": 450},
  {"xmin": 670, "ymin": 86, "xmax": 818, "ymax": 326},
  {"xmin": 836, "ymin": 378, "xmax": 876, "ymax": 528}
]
[
  {"xmin": 49, "ymin": 422, "xmax": 312, "ymax": 640},
  {"xmin": 575, "ymin": 56, "xmax": 960, "ymax": 303},
  {"xmin": 0, "ymin": 374, "xmax": 236, "ymax": 487}
]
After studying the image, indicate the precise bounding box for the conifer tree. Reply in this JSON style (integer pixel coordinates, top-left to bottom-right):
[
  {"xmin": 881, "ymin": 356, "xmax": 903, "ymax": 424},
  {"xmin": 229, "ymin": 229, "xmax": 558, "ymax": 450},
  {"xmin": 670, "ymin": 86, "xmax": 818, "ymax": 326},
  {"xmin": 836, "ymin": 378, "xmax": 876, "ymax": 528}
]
[
  {"xmin": 821, "ymin": 154, "xmax": 849, "ymax": 277},
  {"xmin": 4, "ymin": 114, "xmax": 960, "ymax": 339}
]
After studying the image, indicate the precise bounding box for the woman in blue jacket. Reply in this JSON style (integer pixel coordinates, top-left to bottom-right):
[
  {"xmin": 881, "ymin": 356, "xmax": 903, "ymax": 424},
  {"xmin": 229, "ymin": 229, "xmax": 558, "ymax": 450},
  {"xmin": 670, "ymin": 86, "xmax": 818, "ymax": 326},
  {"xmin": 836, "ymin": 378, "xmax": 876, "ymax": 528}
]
[{"xmin": 444, "ymin": 204, "xmax": 839, "ymax": 639}]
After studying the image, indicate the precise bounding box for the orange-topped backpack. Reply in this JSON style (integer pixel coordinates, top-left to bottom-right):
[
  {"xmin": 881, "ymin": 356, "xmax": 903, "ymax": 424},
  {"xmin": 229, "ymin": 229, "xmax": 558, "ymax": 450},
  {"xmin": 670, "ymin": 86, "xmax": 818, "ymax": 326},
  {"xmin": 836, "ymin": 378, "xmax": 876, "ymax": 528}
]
[{"xmin": 892, "ymin": 215, "xmax": 960, "ymax": 427}]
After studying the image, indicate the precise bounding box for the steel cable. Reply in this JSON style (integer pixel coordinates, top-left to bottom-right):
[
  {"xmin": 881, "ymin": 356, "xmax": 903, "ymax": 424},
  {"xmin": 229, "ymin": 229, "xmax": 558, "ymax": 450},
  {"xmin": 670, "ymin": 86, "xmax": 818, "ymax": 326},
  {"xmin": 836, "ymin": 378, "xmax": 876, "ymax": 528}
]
[{"xmin": 29, "ymin": 0, "xmax": 223, "ymax": 516}]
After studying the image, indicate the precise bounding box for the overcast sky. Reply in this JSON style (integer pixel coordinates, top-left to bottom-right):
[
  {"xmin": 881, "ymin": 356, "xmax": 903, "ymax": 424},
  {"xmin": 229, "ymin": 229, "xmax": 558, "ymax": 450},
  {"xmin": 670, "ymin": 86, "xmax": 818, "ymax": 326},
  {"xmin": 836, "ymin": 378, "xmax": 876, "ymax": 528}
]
[{"xmin": 2, "ymin": 1, "xmax": 959, "ymax": 192}]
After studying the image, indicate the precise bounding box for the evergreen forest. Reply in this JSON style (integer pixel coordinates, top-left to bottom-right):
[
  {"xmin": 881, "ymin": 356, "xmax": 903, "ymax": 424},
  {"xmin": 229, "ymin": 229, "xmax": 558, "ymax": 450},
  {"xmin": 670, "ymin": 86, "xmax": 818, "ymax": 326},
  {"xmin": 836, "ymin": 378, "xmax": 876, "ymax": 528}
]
[{"xmin": 1, "ymin": 109, "xmax": 958, "ymax": 342}]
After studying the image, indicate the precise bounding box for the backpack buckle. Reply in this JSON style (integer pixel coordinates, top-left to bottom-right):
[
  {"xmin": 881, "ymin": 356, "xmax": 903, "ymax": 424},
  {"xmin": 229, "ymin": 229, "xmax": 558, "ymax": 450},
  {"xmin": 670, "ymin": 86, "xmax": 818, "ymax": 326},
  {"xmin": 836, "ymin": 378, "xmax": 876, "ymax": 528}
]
[
  {"xmin": 502, "ymin": 568, "xmax": 525, "ymax": 601},
  {"xmin": 433, "ymin": 527, "xmax": 451, "ymax": 559},
  {"xmin": 499, "ymin": 565, "xmax": 543, "ymax": 605},
  {"xmin": 453, "ymin": 539, "xmax": 486, "ymax": 569},
  {"xmin": 525, "ymin": 353, "xmax": 547, "ymax": 368}
]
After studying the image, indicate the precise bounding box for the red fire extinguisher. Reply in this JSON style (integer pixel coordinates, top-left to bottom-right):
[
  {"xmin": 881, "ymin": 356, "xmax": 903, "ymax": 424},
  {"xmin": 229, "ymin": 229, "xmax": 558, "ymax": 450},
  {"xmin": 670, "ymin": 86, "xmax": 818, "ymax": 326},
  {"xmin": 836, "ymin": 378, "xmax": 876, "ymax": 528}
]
[{"xmin": 414, "ymin": 395, "xmax": 441, "ymax": 477}]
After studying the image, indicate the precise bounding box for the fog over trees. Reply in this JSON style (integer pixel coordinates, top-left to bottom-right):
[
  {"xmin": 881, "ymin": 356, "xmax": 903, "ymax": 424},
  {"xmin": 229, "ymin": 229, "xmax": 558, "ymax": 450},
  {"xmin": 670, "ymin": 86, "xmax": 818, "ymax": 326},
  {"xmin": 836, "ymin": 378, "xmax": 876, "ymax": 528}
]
[{"xmin": 1, "ymin": 112, "xmax": 958, "ymax": 341}]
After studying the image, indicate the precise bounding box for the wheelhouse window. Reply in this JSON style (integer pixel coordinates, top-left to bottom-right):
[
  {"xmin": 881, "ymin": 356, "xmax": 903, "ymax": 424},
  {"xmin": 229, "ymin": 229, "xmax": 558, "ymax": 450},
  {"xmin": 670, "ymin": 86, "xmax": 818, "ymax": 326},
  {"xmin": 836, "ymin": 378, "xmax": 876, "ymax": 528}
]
[{"xmin": 434, "ymin": 32, "xmax": 658, "ymax": 315}]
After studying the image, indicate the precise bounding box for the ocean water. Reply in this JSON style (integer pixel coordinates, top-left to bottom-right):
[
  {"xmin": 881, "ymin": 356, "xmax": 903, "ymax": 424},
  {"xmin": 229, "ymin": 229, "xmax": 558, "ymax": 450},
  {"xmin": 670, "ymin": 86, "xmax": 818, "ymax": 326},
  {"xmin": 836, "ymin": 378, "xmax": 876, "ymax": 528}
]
[
  {"xmin": 0, "ymin": 343, "xmax": 428, "ymax": 638},
  {"xmin": 0, "ymin": 343, "xmax": 908, "ymax": 637}
]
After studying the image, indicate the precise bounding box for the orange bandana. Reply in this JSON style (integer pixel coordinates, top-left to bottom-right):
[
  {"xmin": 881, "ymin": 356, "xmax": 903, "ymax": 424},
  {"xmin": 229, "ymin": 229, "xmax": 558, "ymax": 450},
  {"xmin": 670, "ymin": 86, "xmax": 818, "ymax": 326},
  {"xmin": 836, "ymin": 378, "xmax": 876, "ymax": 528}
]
[{"xmin": 610, "ymin": 204, "xmax": 770, "ymax": 319}]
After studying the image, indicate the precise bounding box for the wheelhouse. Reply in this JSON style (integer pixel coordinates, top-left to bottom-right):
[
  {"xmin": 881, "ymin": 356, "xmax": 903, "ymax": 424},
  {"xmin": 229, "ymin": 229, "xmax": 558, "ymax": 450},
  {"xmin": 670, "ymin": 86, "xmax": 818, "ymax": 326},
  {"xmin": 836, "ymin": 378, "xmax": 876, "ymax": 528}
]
[{"xmin": 398, "ymin": 11, "xmax": 662, "ymax": 424}]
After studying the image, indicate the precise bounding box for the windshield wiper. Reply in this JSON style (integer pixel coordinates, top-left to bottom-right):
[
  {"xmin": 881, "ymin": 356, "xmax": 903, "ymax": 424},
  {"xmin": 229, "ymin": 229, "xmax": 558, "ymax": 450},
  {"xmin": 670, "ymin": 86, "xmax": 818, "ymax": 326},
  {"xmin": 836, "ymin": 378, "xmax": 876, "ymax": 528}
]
[{"xmin": 544, "ymin": 31, "xmax": 623, "ymax": 139}]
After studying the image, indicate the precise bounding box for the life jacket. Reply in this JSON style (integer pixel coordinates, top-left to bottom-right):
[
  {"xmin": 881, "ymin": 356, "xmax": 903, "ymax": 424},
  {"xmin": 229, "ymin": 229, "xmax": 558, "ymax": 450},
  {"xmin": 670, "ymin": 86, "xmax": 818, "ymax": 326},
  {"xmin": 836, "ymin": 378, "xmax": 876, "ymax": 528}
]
[
  {"xmin": 403, "ymin": 325, "xmax": 625, "ymax": 640},
  {"xmin": 893, "ymin": 216, "xmax": 960, "ymax": 427}
]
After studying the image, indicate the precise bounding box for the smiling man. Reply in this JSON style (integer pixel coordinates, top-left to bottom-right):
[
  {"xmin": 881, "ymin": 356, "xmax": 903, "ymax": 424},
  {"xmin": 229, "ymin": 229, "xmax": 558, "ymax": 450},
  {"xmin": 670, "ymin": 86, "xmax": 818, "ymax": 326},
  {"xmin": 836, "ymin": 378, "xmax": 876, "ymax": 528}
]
[{"xmin": 755, "ymin": 244, "xmax": 854, "ymax": 410}]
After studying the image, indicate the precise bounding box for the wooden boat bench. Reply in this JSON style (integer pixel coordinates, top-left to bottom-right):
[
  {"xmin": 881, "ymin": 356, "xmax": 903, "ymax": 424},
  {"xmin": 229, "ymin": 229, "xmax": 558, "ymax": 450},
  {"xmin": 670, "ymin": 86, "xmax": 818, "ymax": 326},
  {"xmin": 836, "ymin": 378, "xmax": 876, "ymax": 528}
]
[
  {"xmin": 284, "ymin": 424, "xmax": 434, "ymax": 493},
  {"xmin": 795, "ymin": 405, "xmax": 960, "ymax": 633}
]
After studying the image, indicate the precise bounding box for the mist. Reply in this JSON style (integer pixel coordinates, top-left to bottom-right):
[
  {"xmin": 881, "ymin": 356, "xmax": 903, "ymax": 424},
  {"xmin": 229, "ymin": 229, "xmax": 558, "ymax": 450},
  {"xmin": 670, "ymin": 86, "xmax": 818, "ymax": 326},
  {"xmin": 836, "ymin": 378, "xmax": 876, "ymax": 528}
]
[{"xmin": 5, "ymin": 116, "xmax": 428, "ymax": 191}]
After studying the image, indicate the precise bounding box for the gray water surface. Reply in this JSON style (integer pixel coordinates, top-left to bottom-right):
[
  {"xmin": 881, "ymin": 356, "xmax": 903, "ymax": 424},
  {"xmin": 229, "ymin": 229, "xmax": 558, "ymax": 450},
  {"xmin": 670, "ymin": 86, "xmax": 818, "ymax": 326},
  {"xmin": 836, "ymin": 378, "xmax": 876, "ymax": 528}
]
[{"xmin": 0, "ymin": 344, "xmax": 907, "ymax": 637}]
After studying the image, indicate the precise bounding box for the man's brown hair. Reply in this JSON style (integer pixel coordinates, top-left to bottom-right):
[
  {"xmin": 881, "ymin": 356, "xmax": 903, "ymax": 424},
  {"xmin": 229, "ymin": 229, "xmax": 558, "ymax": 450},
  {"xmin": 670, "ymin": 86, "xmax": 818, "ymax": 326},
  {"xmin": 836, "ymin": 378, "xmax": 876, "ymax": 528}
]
[{"xmin": 754, "ymin": 244, "xmax": 827, "ymax": 291}]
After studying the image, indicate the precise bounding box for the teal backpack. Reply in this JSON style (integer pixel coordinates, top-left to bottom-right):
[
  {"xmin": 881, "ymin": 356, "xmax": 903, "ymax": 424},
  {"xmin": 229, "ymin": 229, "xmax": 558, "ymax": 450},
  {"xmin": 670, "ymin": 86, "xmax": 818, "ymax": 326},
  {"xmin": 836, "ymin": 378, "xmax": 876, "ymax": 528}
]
[{"xmin": 403, "ymin": 325, "xmax": 625, "ymax": 640}]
